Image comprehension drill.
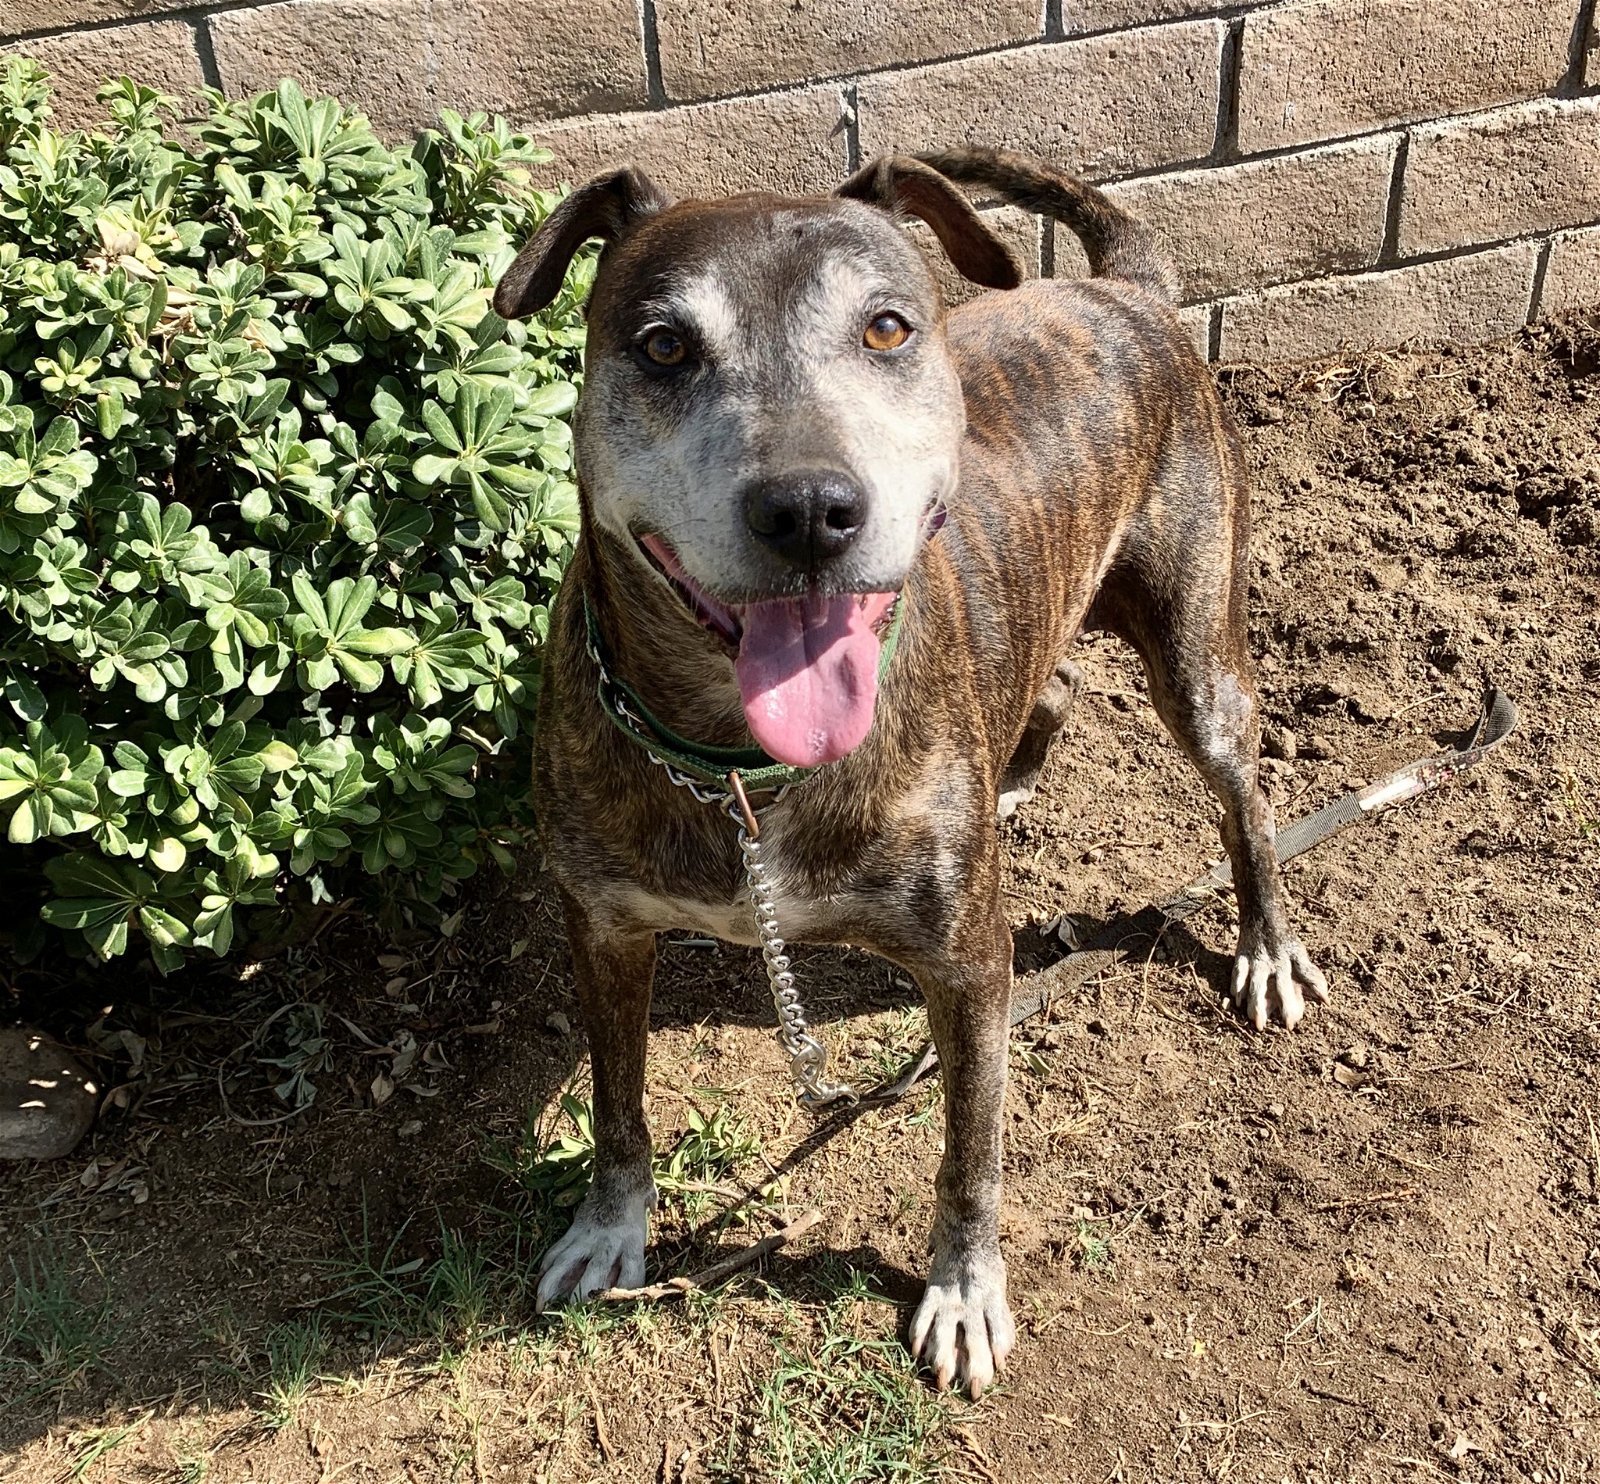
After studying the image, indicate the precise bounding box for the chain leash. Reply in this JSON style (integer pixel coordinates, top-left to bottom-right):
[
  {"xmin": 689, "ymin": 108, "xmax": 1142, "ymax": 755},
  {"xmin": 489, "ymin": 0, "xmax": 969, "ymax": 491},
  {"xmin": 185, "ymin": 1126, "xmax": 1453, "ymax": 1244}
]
[{"xmin": 585, "ymin": 624, "xmax": 856, "ymax": 1109}]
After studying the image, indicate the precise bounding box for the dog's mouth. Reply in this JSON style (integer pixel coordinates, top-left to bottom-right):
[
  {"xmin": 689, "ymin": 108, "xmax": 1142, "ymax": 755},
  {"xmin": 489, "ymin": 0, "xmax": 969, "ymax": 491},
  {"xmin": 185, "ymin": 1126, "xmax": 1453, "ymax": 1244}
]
[{"xmin": 637, "ymin": 533, "xmax": 909, "ymax": 769}]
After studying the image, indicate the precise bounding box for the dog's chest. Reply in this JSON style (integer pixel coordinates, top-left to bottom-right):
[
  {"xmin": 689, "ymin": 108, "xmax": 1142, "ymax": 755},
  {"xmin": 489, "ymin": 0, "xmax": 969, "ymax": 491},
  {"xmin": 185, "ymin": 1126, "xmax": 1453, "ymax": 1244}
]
[
  {"xmin": 591, "ymin": 806, "xmax": 879, "ymax": 947},
  {"xmin": 588, "ymin": 787, "xmax": 966, "ymax": 962},
  {"xmin": 598, "ymin": 873, "xmax": 833, "ymax": 947}
]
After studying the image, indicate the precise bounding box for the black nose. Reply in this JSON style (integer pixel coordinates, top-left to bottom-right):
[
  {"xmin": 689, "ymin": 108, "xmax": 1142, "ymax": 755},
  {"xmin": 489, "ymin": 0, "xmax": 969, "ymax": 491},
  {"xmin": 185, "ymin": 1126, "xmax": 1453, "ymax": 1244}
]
[{"xmin": 743, "ymin": 470, "xmax": 868, "ymax": 570}]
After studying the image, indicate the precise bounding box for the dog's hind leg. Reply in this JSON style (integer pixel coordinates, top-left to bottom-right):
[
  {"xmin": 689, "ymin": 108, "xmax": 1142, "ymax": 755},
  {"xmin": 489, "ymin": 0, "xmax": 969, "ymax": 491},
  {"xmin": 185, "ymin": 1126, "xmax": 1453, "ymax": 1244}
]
[
  {"xmin": 996, "ymin": 659, "xmax": 1083, "ymax": 821},
  {"xmin": 1102, "ymin": 560, "xmax": 1327, "ymax": 1030},
  {"xmin": 1142, "ymin": 630, "xmax": 1325, "ymax": 1028}
]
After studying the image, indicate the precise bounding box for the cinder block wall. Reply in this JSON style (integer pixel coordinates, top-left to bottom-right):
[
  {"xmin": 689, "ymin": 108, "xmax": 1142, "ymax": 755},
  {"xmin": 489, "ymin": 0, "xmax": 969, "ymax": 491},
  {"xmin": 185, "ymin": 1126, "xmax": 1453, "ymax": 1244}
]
[{"xmin": 5, "ymin": 0, "xmax": 1599, "ymax": 362}]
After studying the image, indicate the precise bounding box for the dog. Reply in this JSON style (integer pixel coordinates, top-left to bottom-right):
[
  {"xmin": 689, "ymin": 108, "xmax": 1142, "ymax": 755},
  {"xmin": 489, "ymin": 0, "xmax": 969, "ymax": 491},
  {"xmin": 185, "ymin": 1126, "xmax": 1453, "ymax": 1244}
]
[{"xmin": 491, "ymin": 146, "xmax": 1328, "ymax": 1396}]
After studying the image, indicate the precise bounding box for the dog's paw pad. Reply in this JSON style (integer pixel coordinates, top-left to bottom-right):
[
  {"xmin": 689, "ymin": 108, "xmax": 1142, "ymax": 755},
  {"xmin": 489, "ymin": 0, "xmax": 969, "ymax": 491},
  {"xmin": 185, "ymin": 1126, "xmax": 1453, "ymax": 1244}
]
[
  {"xmin": 909, "ymin": 1264, "xmax": 1014, "ymax": 1398},
  {"xmin": 535, "ymin": 1202, "xmax": 650, "ymax": 1310},
  {"xmin": 1229, "ymin": 937, "xmax": 1328, "ymax": 1031}
]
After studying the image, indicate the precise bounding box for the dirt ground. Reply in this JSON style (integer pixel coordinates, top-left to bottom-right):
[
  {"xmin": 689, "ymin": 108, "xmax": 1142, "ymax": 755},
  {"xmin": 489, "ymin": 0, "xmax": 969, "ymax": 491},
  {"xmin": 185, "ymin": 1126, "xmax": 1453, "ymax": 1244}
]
[{"xmin": 3, "ymin": 319, "xmax": 1598, "ymax": 1484}]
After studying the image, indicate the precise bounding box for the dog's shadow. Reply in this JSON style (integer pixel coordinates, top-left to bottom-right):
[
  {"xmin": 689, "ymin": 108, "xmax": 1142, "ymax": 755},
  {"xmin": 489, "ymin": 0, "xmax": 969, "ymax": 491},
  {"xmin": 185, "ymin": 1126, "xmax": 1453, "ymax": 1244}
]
[
  {"xmin": 663, "ymin": 904, "xmax": 1234, "ymax": 1240},
  {"xmin": 643, "ymin": 892, "xmax": 1235, "ymax": 1038}
]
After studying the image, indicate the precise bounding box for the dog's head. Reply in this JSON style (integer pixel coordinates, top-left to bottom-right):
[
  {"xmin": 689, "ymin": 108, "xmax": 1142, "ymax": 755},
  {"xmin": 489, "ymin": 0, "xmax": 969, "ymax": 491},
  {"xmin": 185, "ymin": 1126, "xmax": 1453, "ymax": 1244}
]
[{"xmin": 494, "ymin": 156, "xmax": 1021, "ymax": 767}]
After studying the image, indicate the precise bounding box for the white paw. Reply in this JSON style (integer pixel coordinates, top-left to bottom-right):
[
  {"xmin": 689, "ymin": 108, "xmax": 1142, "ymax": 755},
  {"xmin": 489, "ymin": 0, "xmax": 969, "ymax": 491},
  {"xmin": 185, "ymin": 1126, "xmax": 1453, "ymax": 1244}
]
[
  {"xmin": 909, "ymin": 1257, "xmax": 1015, "ymax": 1397},
  {"xmin": 995, "ymin": 786, "xmax": 1032, "ymax": 822},
  {"xmin": 1229, "ymin": 936, "xmax": 1328, "ymax": 1031},
  {"xmin": 534, "ymin": 1187, "xmax": 652, "ymax": 1310}
]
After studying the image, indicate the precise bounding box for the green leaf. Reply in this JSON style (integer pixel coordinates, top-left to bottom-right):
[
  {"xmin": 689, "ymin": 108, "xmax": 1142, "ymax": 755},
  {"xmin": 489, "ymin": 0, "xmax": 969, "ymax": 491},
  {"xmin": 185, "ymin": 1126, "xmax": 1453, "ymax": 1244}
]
[{"xmin": 523, "ymin": 381, "xmax": 578, "ymax": 417}]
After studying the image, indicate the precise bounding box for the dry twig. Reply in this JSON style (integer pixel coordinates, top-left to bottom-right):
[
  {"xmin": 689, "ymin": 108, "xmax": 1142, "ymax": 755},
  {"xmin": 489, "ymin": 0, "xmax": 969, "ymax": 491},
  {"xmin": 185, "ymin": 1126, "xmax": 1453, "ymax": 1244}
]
[{"xmin": 600, "ymin": 1208, "xmax": 823, "ymax": 1302}]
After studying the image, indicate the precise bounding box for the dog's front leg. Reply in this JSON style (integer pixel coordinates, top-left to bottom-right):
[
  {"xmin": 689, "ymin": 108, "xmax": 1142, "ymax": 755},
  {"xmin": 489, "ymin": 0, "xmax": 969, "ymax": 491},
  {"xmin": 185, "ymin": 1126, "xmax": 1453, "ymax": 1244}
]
[
  {"xmin": 535, "ymin": 889, "xmax": 658, "ymax": 1309},
  {"xmin": 906, "ymin": 894, "xmax": 1016, "ymax": 1397}
]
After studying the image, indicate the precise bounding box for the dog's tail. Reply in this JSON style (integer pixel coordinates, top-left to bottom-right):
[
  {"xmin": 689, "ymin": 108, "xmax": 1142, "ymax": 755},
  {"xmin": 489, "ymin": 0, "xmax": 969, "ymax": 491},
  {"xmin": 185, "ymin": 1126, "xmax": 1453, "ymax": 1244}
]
[{"xmin": 914, "ymin": 147, "xmax": 1178, "ymax": 302}]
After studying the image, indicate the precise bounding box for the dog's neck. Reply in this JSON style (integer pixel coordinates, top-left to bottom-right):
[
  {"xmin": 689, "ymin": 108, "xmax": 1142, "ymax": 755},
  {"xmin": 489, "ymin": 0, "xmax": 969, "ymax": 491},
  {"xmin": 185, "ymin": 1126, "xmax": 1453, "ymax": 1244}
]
[{"xmin": 579, "ymin": 523, "xmax": 755, "ymax": 751}]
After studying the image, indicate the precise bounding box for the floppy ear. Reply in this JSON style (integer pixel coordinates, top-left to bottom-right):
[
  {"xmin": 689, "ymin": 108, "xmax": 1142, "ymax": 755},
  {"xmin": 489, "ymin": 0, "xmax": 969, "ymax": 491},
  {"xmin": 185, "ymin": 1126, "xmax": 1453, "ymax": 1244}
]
[
  {"xmin": 835, "ymin": 155, "xmax": 1023, "ymax": 291},
  {"xmin": 493, "ymin": 166, "xmax": 672, "ymax": 319}
]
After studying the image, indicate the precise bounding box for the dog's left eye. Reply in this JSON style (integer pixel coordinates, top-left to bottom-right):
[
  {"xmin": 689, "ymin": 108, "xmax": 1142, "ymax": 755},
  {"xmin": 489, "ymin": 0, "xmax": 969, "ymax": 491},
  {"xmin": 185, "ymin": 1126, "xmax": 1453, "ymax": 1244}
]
[{"xmin": 863, "ymin": 313, "xmax": 912, "ymax": 353}]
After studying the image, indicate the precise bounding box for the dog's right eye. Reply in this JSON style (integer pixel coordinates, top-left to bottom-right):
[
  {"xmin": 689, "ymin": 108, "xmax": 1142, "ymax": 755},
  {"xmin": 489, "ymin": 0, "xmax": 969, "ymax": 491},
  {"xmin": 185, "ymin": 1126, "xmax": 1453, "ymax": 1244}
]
[{"xmin": 640, "ymin": 328, "xmax": 688, "ymax": 367}]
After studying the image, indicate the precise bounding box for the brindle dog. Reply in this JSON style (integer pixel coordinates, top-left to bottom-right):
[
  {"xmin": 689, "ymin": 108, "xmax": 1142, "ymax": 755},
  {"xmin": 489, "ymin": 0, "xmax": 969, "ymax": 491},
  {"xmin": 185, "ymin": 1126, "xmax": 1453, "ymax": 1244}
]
[{"xmin": 492, "ymin": 146, "xmax": 1328, "ymax": 1396}]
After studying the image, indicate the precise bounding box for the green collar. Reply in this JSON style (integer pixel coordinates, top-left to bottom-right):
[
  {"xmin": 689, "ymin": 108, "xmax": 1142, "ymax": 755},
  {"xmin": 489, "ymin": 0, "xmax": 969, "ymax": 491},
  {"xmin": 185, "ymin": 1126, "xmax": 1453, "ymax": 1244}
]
[{"xmin": 583, "ymin": 591, "xmax": 906, "ymax": 796}]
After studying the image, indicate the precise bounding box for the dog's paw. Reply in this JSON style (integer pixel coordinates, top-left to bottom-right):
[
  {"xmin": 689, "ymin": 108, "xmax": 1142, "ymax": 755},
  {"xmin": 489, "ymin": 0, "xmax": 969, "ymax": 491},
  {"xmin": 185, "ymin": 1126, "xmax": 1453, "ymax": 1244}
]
[
  {"xmin": 534, "ymin": 1187, "xmax": 652, "ymax": 1310},
  {"xmin": 909, "ymin": 1256, "xmax": 1015, "ymax": 1397},
  {"xmin": 995, "ymin": 785, "xmax": 1034, "ymax": 823},
  {"xmin": 1229, "ymin": 935, "xmax": 1328, "ymax": 1031}
]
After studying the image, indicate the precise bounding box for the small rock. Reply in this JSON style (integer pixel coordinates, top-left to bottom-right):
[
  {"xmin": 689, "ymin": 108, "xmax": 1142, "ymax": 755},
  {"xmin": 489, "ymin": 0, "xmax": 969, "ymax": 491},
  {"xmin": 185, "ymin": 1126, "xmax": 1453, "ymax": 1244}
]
[
  {"xmin": 545, "ymin": 1011, "xmax": 572, "ymax": 1037},
  {"xmin": 1263, "ymin": 726, "xmax": 1298, "ymax": 761},
  {"xmin": 1264, "ymin": 1102, "xmax": 1285, "ymax": 1123},
  {"xmin": 0, "ymin": 1026, "xmax": 98, "ymax": 1161}
]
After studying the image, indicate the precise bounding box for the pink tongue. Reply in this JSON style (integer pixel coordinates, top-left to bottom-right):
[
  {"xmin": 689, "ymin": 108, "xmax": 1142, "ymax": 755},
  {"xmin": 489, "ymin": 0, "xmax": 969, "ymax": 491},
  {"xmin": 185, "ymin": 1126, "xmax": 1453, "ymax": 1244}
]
[{"xmin": 736, "ymin": 592, "xmax": 892, "ymax": 767}]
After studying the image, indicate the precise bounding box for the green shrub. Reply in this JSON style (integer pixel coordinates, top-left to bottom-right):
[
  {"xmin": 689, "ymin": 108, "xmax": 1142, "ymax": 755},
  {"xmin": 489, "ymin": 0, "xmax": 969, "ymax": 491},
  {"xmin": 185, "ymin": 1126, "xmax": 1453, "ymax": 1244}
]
[{"xmin": 0, "ymin": 60, "xmax": 589, "ymax": 968}]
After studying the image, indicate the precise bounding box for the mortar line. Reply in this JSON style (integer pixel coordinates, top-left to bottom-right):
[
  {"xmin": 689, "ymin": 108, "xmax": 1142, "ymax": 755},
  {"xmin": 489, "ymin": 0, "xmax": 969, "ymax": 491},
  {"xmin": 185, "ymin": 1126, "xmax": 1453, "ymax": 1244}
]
[
  {"xmin": 191, "ymin": 15, "xmax": 222, "ymax": 92},
  {"xmin": 1206, "ymin": 302, "xmax": 1224, "ymax": 362},
  {"xmin": 842, "ymin": 81, "xmax": 861, "ymax": 173},
  {"xmin": 637, "ymin": 0, "xmax": 667, "ymax": 107},
  {"xmin": 1213, "ymin": 16, "xmax": 1245, "ymax": 163},
  {"xmin": 1202, "ymin": 215, "xmax": 1600, "ymax": 318},
  {"xmin": 1564, "ymin": 0, "xmax": 1598, "ymax": 94},
  {"xmin": 1039, "ymin": 217, "xmax": 1056, "ymax": 278},
  {"xmin": 1378, "ymin": 132, "xmax": 1411, "ymax": 265},
  {"xmin": 1044, "ymin": 0, "xmax": 1065, "ymax": 42},
  {"xmin": 3, "ymin": 0, "xmax": 265, "ymax": 49},
  {"xmin": 1526, "ymin": 238, "xmax": 1554, "ymax": 323},
  {"xmin": 0, "ymin": 2, "xmax": 1272, "ymax": 74}
]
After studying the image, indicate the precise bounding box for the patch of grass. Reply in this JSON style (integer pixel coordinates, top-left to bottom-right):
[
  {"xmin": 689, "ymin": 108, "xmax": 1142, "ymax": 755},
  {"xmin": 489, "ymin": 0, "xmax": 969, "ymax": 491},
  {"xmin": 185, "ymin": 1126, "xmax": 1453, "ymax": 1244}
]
[
  {"xmin": 420, "ymin": 1228, "xmax": 500, "ymax": 1344},
  {"xmin": 171, "ymin": 1432, "xmax": 212, "ymax": 1484},
  {"xmin": 716, "ymin": 1267, "xmax": 952, "ymax": 1484},
  {"xmin": 257, "ymin": 1316, "xmax": 331, "ymax": 1432},
  {"xmin": 0, "ymin": 1242, "xmax": 116, "ymax": 1407},
  {"xmin": 313, "ymin": 1200, "xmax": 546, "ymax": 1364},
  {"xmin": 548, "ymin": 1301, "xmax": 632, "ymax": 1365},
  {"xmin": 849, "ymin": 1006, "xmax": 929, "ymax": 1086},
  {"xmin": 1071, "ymin": 1207, "xmax": 1145, "ymax": 1272},
  {"xmin": 1561, "ymin": 769, "xmax": 1596, "ymax": 839},
  {"xmin": 62, "ymin": 1416, "xmax": 147, "ymax": 1482},
  {"xmin": 1073, "ymin": 1215, "xmax": 1115, "ymax": 1270},
  {"xmin": 313, "ymin": 1207, "xmax": 429, "ymax": 1339}
]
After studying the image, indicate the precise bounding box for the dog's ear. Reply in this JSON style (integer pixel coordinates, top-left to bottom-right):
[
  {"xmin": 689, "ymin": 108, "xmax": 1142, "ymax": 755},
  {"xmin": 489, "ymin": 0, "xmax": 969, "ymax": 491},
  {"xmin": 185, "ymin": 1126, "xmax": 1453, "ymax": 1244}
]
[
  {"xmin": 493, "ymin": 166, "xmax": 672, "ymax": 319},
  {"xmin": 835, "ymin": 156, "xmax": 1023, "ymax": 291}
]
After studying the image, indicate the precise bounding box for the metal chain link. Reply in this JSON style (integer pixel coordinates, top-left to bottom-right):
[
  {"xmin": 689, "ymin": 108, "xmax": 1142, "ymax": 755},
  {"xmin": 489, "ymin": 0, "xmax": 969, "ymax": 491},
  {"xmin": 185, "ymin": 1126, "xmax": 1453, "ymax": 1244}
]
[
  {"xmin": 584, "ymin": 624, "xmax": 856, "ymax": 1108},
  {"xmin": 735, "ymin": 817, "xmax": 855, "ymax": 1108}
]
